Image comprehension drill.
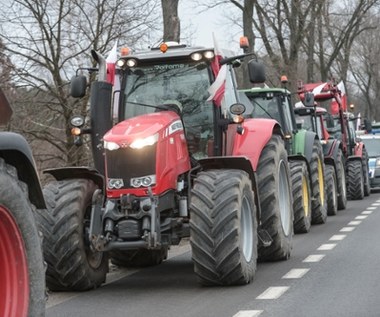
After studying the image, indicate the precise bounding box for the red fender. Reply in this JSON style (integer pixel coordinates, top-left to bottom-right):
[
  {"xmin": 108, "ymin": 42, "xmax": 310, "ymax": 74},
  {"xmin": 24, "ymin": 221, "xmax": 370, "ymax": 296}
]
[
  {"xmin": 232, "ymin": 118, "xmax": 281, "ymax": 170},
  {"xmin": 354, "ymin": 141, "xmax": 364, "ymax": 157}
]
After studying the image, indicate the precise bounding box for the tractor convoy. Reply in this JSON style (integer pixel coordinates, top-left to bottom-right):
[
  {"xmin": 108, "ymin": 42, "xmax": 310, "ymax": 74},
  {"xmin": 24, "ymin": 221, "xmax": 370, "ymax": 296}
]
[{"xmin": 29, "ymin": 40, "xmax": 374, "ymax": 296}]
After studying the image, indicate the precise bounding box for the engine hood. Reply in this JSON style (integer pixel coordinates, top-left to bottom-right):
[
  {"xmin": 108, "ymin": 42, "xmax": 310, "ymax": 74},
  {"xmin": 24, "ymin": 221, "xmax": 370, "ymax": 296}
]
[{"xmin": 104, "ymin": 111, "xmax": 181, "ymax": 144}]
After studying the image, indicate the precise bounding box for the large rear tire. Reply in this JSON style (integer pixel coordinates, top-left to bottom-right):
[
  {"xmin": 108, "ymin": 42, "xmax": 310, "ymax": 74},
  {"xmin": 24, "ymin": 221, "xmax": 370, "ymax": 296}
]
[
  {"xmin": 257, "ymin": 135, "xmax": 293, "ymax": 261},
  {"xmin": 336, "ymin": 149, "xmax": 347, "ymax": 210},
  {"xmin": 0, "ymin": 159, "xmax": 45, "ymax": 317},
  {"xmin": 110, "ymin": 247, "xmax": 168, "ymax": 267},
  {"xmin": 310, "ymin": 140, "xmax": 327, "ymax": 224},
  {"xmin": 325, "ymin": 165, "xmax": 338, "ymax": 216},
  {"xmin": 347, "ymin": 160, "xmax": 365, "ymax": 200},
  {"xmin": 190, "ymin": 169, "xmax": 257, "ymax": 286},
  {"xmin": 362, "ymin": 148, "xmax": 371, "ymax": 197},
  {"xmin": 290, "ymin": 160, "xmax": 311, "ymax": 234},
  {"xmin": 35, "ymin": 179, "xmax": 108, "ymax": 291}
]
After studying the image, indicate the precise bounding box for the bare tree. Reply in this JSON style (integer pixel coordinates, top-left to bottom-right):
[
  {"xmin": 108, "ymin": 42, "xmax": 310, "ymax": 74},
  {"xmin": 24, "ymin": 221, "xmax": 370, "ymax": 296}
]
[{"xmin": 0, "ymin": 0, "xmax": 160, "ymax": 175}]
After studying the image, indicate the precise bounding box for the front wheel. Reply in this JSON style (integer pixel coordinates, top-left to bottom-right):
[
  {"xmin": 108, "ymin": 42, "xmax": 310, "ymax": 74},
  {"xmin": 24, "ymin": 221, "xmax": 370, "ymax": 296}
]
[
  {"xmin": 190, "ymin": 169, "xmax": 257, "ymax": 286},
  {"xmin": 336, "ymin": 149, "xmax": 347, "ymax": 210},
  {"xmin": 347, "ymin": 160, "xmax": 364, "ymax": 200},
  {"xmin": 310, "ymin": 140, "xmax": 327, "ymax": 224},
  {"xmin": 290, "ymin": 160, "xmax": 312, "ymax": 234},
  {"xmin": 362, "ymin": 148, "xmax": 371, "ymax": 197},
  {"xmin": 0, "ymin": 159, "xmax": 45, "ymax": 317},
  {"xmin": 325, "ymin": 165, "xmax": 338, "ymax": 216},
  {"xmin": 35, "ymin": 179, "xmax": 109, "ymax": 291},
  {"xmin": 257, "ymin": 135, "xmax": 293, "ymax": 261}
]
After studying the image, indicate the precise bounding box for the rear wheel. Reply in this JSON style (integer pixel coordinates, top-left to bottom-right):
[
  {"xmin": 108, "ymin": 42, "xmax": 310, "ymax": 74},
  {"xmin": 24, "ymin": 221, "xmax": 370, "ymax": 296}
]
[
  {"xmin": 257, "ymin": 135, "xmax": 293, "ymax": 261},
  {"xmin": 110, "ymin": 247, "xmax": 168, "ymax": 267},
  {"xmin": 35, "ymin": 179, "xmax": 108, "ymax": 291},
  {"xmin": 310, "ymin": 140, "xmax": 327, "ymax": 224},
  {"xmin": 290, "ymin": 160, "xmax": 311, "ymax": 234},
  {"xmin": 0, "ymin": 159, "xmax": 45, "ymax": 317},
  {"xmin": 336, "ymin": 149, "xmax": 347, "ymax": 210},
  {"xmin": 325, "ymin": 165, "xmax": 338, "ymax": 216},
  {"xmin": 362, "ymin": 149, "xmax": 371, "ymax": 197},
  {"xmin": 190, "ymin": 169, "xmax": 257, "ymax": 286},
  {"xmin": 347, "ymin": 160, "xmax": 364, "ymax": 200}
]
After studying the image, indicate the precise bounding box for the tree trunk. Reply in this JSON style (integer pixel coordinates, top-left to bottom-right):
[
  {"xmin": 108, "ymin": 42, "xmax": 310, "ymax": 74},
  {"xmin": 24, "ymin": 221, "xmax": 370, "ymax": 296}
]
[{"xmin": 161, "ymin": 0, "xmax": 180, "ymax": 42}]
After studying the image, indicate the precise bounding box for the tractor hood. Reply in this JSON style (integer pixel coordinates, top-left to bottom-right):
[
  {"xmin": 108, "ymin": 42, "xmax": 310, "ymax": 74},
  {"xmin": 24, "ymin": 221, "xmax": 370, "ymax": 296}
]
[{"xmin": 103, "ymin": 111, "xmax": 181, "ymax": 147}]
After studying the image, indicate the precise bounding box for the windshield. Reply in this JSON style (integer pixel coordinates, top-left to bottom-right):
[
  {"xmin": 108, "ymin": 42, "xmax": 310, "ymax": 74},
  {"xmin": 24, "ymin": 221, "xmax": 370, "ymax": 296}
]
[
  {"xmin": 361, "ymin": 138, "xmax": 380, "ymax": 157},
  {"xmin": 122, "ymin": 61, "xmax": 214, "ymax": 158},
  {"xmin": 247, "ymin": 95, "xmax": 281, "ymax": 123}
]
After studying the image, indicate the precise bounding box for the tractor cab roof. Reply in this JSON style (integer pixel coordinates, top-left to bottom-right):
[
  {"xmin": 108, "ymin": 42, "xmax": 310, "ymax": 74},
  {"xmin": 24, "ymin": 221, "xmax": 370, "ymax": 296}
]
[{"xmin": 242, "ymin": 87, "xmax": 291, "ymax": 96}]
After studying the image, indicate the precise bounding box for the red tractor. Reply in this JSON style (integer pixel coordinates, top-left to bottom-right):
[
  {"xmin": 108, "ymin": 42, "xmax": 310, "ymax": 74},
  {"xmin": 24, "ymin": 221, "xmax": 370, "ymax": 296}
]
[
  {"xmin": 297, "ymin": 81, "xmax": 369, "ymax": 203},
  {"xmin": 0, "ymin": 87, "xmax": 46, "ymax": 316},
  {"xmin": 36, "ymin": 41, "xmax": 293, "ymax": 289}
]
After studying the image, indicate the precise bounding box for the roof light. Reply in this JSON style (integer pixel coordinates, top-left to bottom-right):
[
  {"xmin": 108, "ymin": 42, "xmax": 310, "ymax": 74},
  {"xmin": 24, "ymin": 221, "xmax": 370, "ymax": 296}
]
[
  {"xmin": 281, "ymin": 75, "xmax": 288, "ymax": 84},
  {"xmin": 204, "ymin": 51, "xmax": 214, "ymax": 59},
  {"xmin": 191, "ymin": 52, "xmax": 202, "ymax": 61},
  {"xmin": 116, "ymin": 59, "xmax": 125, "ymax": 67},
  {"xmin": 126, "ymin": 59, "xmax": 137, "ymax": 67},
  {"xmin": 120, "ymin": 47, "xmax": 130, "ymax": 56},
  {"xmin": 160, "ymin": 43, "xmax": 168, "ymax": 53},
  {"xmin": 240, "ymin": 36, "xmax": 249, "ymax": 49}
]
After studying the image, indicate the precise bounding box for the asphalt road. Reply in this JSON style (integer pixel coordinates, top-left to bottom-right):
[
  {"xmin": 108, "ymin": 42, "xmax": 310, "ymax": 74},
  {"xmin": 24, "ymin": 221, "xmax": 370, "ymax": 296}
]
[{"xmin": 46, "ymin": 191, "xmax": 380, "ymax": 317}]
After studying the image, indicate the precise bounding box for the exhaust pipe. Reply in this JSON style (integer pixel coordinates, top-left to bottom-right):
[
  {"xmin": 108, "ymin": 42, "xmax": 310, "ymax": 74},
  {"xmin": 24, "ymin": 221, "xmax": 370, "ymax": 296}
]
[{"xmin": 91, "ymin": 50, "xmax": 107, "ymax": 82}]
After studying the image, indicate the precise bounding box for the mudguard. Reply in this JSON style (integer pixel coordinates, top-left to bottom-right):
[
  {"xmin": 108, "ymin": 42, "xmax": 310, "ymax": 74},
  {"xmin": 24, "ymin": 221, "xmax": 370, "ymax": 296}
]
[
  {"xmin": 0, "ymin": 132, "xmax": 46, "ymax": 208},
  {"xmin": 44, "ymin": 166, "xmax": 104, "ymax": 190},
  {"xmin": 231, "ymin": 118, "xmax": 282, "ymax": 170},
  {"xmin": 292, "ymin": 130, "xmax": 317, "ymax": 163},
  {"xmin": 353, "ymin": 142, "xmax": 364, "ymax": 158}
]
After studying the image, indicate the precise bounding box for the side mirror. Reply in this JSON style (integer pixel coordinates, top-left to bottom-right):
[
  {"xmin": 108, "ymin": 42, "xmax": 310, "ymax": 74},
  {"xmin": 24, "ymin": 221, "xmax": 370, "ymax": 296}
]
[
  {"xmin": 70, "ymin": 75, "xmax": 87, "ymax": 98},
  {"xmin": 248, "ymin": 60, "xmax": 266, "ymax": 84},
  {"xmin": 303, "ymin": 92, "xmax": 315, "ymax": 107}
]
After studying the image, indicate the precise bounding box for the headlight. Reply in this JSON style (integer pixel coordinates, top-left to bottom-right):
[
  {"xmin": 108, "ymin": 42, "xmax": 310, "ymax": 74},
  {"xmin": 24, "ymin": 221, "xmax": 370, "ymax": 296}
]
[
  {"xmin": 104, "ymin": 141, "xmax": 120, "ymax": 151},
  {"xmin": 70, "ymin": 115, "xmax": 85, "ymax": 127},
  {"xmin": 130, "ymin": 175, "xmax": 156, "ymax": 188},
  {"xmin": 108, "ymin": 178, "xmax": 124, "ymax": 189},
  {"xmin": 130, "ymin": 133, "xmax": 158, "ymax": 149}
]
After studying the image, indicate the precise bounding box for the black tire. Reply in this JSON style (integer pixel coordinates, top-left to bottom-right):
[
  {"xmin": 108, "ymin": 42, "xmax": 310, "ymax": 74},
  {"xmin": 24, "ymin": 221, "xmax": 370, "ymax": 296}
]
[
  {"xmin": 310, "ymin": 140, "xmax": 327, "ymax": 224},
  {"xmin": 35, "ymin": 179, "xmax": 108, "ymax": 291},
  {"xmin": 0, "ymin": 159, "xmax": 45, "ymax": 317},
  {"xmin": 110, "ymin": 247, "xmax": 168, "ymax": 267},
  {"xmin": 336, "ymin": 149, "xmax": 347, "ymax": 210},
  {"xmin": 325, "ymin": 165, "xmax": 338, "ymax": 216},
  {"xmin": 257, "ymin": 135, "xmax": 293, "ymax": 261},
  {"xmin": 190, "ymin": 169, "xmax": 257, "ymax": 286},
  {"xmin": 362, "ymin": 148, "xmax": 371, "ymax": 197},
  {"xmin": 347, "ymin": 159, "xmax": 365, "ymax": 200},
  {"xmin": 290, "ymin": 160, "xmax": 312, "ymax": 234}
]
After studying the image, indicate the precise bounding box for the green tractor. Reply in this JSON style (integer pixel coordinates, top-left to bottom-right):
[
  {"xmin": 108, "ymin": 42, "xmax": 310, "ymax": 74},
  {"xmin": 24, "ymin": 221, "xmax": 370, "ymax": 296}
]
[{"xmin": 241, "ymin": 74, "xmax": 327, "ymax": 234}]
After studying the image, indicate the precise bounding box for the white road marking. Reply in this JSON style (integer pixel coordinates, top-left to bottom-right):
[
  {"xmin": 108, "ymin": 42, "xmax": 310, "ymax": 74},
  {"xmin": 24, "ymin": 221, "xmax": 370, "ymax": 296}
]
[
  {"xmin": 367, "ymin": 206, "xmax": 377, "ymax": 210},
  {"xmin": 376, "ymin": 200, "xmax": 380, "ymax": 203},
  {"xmin": 282, "ymin": 268, "xmax": 310, "ymax": 279},
  {"xmin": 233, "ymin": 310, "xmax": 263, "ymax": 317},
  {"xmin": 362, "ymin": 210, "xmax": 373, "ymax": 215},
  {"xmin": 318, "ymin": 244, "xmax": 337, "ymax": 251},
  {"xmin": 340, "ymin": 227, "xmax": 355, "ymax": 232},
  {"xmin": 355, "ymin": 215, "xmax": 368, "ymax": 220},
  {"xmin": 329, "ymin": 234, "xmax": 346, "ymax": 241},
  {"xmin": 256, "ymin": 287, "xmax": 289, "ymax": 299},
  {"xmin": 303, "ymin": 254, "xmax": 325, "ymax": 263},
  {"xmin": 371, "ymin": 203, "xmax": 380, "ymax": 206},
  {"xmin": 348, "ymin": 220, "xmax": 362, "ymax": 225}
]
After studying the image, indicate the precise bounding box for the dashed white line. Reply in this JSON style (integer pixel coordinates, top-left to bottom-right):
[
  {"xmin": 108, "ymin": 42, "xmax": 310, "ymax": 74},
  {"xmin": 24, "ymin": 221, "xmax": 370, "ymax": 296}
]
[
  {"xmin": 340, "ymin": 227, "xmax": 355, "ymax": 232},
  {"xmin": 367, "ymin": 206, "xmax": 377, "ymax": 210},
  {"xmin": 256, "ymin": 287, "xmax": 289, "ymax": 299},
  {"xmin": 371, "ymin": 203, "xmax": 380, "ymax": 206},
  {"xmin": 318, "ymin": 243, "xmax": 337, "ymax": 250},
  {"xmin": 329, "ymin": 234, "xmax": 346, "ymax": 241},
  {"xmin": 303, "ymin": 254, "xmax": 326, "ymax": 263},
  {"xmin": 362, "ymin": 210, "xmax": 373, "ymax": 215},
  {"xmin": 355, "ymin": 215, "xmax": 368, "ymax": 220},
  {"xmin": 282, "ymin": 268, "xmax": 310, "ymax": 279},
  {"xmin": 233, "ymin": 310, "xmax": 263, "ymax": 317},
  {"xmin": 348, "ymin": 220, "xmax": 362, "ymax": 225}
]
